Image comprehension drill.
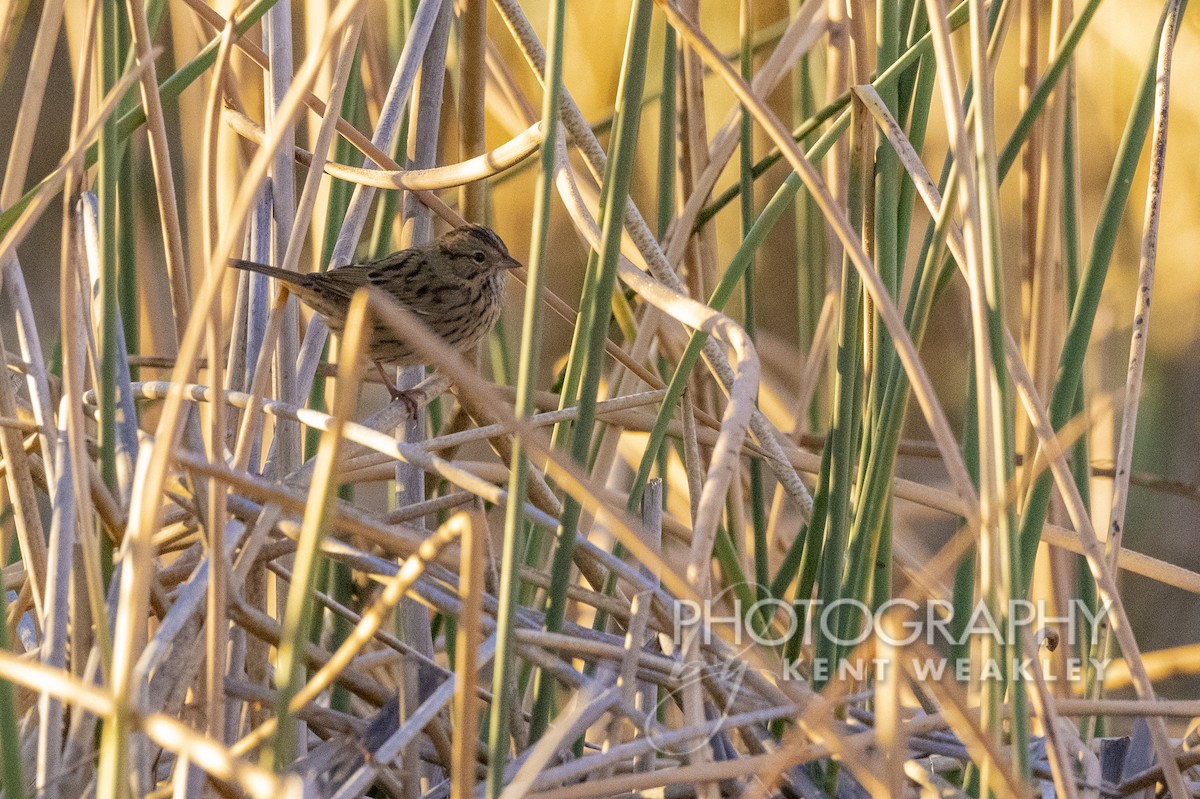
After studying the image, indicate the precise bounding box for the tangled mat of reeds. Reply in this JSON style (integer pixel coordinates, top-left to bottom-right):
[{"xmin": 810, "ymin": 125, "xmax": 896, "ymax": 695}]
[{"xmin": 5, "ymin": 0, "xmax": 1200, "ymax": 797}]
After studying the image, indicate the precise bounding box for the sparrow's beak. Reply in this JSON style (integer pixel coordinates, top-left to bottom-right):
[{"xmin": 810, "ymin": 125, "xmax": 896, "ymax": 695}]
[{"xmin": 504, "ymin": 255, "xmax": 523, "ymax": 270}]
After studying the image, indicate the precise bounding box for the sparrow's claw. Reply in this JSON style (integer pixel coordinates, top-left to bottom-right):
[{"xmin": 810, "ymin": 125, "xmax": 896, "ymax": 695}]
[{"xmin": 375, "ymin": 360, "xmax": 420, "ymax": 418}]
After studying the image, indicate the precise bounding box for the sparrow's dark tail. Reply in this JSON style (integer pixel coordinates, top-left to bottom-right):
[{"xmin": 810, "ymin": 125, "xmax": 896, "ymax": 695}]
[{"xmin": 228, "ymin": 259, "xmax": 310, "ymax": 286}]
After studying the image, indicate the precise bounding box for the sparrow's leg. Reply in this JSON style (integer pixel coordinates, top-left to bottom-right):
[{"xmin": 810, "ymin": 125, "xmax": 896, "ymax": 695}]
[{"xmin": 374, "ymin": 361, "xmax": 419, "ymax": 418}]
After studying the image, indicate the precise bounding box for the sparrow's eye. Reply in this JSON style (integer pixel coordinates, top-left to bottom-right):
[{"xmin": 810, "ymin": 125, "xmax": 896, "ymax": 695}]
[{"xmin": 472, "ymin": 250, "xmax": 487, "ymax": 264}]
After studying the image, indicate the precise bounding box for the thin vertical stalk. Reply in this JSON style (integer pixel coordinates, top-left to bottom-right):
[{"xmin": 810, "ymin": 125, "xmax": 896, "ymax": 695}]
[
  {"xmin": 1090, "ymin": 0, "xmax": 1187, "ymax": 738},
  {"xmin": 1017, "ymin": 5, "xmax": 1166, "ymax": 587},
  {"xmin": 1017, "ymin": 0, "xmax": 1039, "ymax": 339},
  {"xmin": 832, "ymin": 0, "xmax": 881, "ymax": 659},
  {"xmin": 265, "ymin": 292, "xmax": 370, "ymax": 769},
  {"xmin": 738, "ymin": 0, "xmax": 768, "ymax": 597},
  {"xmin": 1059, "ymin": 32, "xmax": 1101, "ymax": 729},
  {"xmin": 789, "ymin": 1, "xmax": 822, "ymax": 432},
  {"xmin": 822, "ymin": 0, "xmax": 847, "ymax": 282},
  {"xmin": 264, "ymin": 0, "xmax": 301, "ymax": 476},
  {"xmin": 813, "ymin": 98, "xmax": 865, "ymax": 684},
  {"xmin": 0, "ymin": 583, "xmax": 22, "ymax": 799},
  {"xmin": 969, "ymin": 0, "xmax": 1024, "ymax": 779},
  {"xmin": 94, "ymin": 0, "xmax": 131, "ymax": 788},
  {"xmin": 57, "ymin": 16, "xmax": 105, "ymax": 742},
  {"xmin": 894, "ymin": 15, "xmax": 934, "ymax": 262},
  {"xmin": 313, "ymin": 28, "xmax": 367, "ymax": 715},
  {"xmin": 39, "ymin": 442, "xmax": 77, "ymax": 798},
  {"xmin": 124, "ymin": 0, "xmax": 189, "ymax": 346},
  {"xmin": 396, "ymin": 7, "xmax": 451, "ymax": 797},
  {"xmin": 400, "ymin": 0, "xmax": 452, "ymax": 246},
  {"xmin": 528, "ymin": 0, "xmax": 654, "ymax": 742},
  {"xmin": 923, "ymin": 0, "xmax": 1023, "ymax": 783},
  {"xmin": 459, "ymin": 0, "xmax": 486, "ymax": 221},
  {"xmin": 203, "ymin": 282, "xmax": 228, "ymax": 746},
  {"xmin": 452, "ymin": 505, "xmax": 487, "ymax": 799},
  {"xmin": 367, "ymin": 0, "xmax": 413, "ymax": 260},
  {"xmin": 656, "ymin": 23, "xmax": 676, "ymax": 241},
  {"xmin": 196, "ymin": 20, "xmax": 239, "ymax": 759},
  {"xmin": 996, "ymin": 0, "xmax": 1103, "ymax": 180},
  {"xmin": 1100, "ymin": 0, "xmax": 1185, "ymax": 561},
  {"xmin": 95, "ymin": 0, "xmax": 122, "ymax": 505},
  {"xmin": 290, "ymin": 22, "xmax": 365, "ymax": 276},
  {"xmin": 487, "ymin": 0, "xmax": 566, "ymax": 793},
  {"xmin": 328, "ymin": 0, "xmax": 444, "ymax": 263},
  {"xmin": 869, "ymin": 0, "xmax": 900, "ymax": 611},
  {"xmin": 117, "ymin": 144, "xmax": 136, "ymax": 380}
]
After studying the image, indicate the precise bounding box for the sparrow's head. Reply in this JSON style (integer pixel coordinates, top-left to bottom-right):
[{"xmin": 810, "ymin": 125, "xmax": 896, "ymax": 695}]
[{"xmin": 436, "ymin": 224, "xmax": 522, "ymax": 281}]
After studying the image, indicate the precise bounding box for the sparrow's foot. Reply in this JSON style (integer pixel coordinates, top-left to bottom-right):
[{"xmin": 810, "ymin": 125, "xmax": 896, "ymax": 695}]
[{"xmin": 374, "ymin": 361, "xmax": 420, "ymax": 418}]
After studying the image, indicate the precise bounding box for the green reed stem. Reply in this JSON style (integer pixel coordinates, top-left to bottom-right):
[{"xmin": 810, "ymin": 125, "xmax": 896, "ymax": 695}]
[
  {"xmin": 488, "ymin": 0, "xmax": 566, "ymax": 786},
  {"xmin": 0, "ymin": 583, "xmax": 23, "ymax": 799},
  {"xmin": 813, "ymin": 96, "xmax": 866, "ymax": 682},
  {"xmin": 529, "ymin": 0, "xmax": 653, "ymax": 742},
  {"xmin": 657, "ymin": 23, "xmax": 676, "ymax": 240},
  {"xmin": 738, "ymin": 0, "xmax": 769, "ymax": 598},
  {"xmin": 95, "ymin": 0, "xmax": 122, "ymax": 502},
  {"xmin": 93, "ymin": 0, "xmax": 129, "ymax": 792}
]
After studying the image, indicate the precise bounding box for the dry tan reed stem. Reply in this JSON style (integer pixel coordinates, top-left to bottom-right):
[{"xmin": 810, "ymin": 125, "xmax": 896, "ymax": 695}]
[{"xmin": 225, "ymin": 108, "xmax": 543, "ymax": 191}]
